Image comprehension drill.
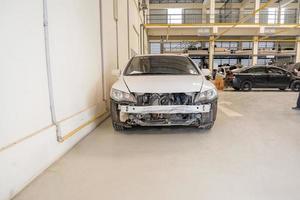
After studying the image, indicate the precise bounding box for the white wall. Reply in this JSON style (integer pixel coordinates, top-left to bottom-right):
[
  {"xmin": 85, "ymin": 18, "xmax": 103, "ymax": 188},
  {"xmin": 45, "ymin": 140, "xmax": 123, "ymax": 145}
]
[
  {"xmin": 101, "ymin": 0, "xmax": 118, "ymax": 95},
  {"xmin": 0, "ymin": 0, "xmax": 52, "ymax": 152},
  {"xmin": 47, "ymin": 0, "xmax": 105, "ymax": 120},
  {"xmin": 117, "ymin": 0, "xmax": 130, "ymax": 68},
  {"xmin": 117, "ymin": 0, "xmax": 145, "ymax": 68},
  {"xmin": 129, "ymin": 0, "xmax": 142, "ymax": 56},
  {"xmin": 0, "ymin": 0, "xmax": 144, "ymax": 200}
]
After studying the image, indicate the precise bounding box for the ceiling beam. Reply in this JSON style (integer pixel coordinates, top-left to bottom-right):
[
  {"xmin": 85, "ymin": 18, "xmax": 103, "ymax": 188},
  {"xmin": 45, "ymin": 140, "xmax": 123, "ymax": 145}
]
[
  {"xmin": 241, "ymin": 0, "xmax": 253, "ymax": 8},
  {"xmin": 259, "ymin": 25, "xmax": 300, "ymax": 40},
  {"xmin": 279, "ymin": 0, "xmax": 294, "ymax": 8},
  {"xmin": 214, "ymin": 0, "xmax": 277, "ymax": 40},
  {"xmin": 202, "ymin": 0, "xmax": 209, "ymax": 6}
]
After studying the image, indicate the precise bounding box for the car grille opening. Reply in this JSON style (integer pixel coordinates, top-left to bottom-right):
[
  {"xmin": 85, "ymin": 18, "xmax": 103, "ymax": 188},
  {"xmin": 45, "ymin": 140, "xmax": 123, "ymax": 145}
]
[{"xmin": 134, "ymin": 93, "xmax": 194, "ymax": 106}]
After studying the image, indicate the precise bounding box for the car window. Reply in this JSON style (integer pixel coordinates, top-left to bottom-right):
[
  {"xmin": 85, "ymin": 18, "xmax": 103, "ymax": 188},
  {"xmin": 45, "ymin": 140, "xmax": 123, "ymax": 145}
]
[
  {"xmin": 124, "ymin": 56, "xmax": 199, "ymax": 76},
  {"xmin": 267, "ymin": 67, "xmax": 286, "ymax": 75},
  {"xmin": 245, "ymin": 67, "xmax": 266, "ymax": 74}
]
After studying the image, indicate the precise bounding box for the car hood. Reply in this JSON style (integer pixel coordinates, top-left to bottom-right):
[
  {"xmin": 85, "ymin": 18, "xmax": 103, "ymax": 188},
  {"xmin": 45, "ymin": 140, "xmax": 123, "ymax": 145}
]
[{"xmin": 123, "ymin": 75, "xmax": 204, "ymax": 93}]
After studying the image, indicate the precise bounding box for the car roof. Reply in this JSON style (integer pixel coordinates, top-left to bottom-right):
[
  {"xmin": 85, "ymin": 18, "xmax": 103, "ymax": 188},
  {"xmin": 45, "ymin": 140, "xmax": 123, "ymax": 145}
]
[
  {"xmin": 232, "ymin": 66, "xmax": 251, "ymax": 72},
  {"xmin": 134, "ymin": 54, "xmax": 188, "ymax": 58},
  {"xmin": 233, "ymin": 65, "xmax": 290, "ymax": 73},
  {"xmin": 267, "ymin": 66, "xmax": 290, "ymax": 72}
]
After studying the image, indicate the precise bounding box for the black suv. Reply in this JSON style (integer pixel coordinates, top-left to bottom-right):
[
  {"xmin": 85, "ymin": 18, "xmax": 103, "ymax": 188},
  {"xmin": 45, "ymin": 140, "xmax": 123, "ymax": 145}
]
[{"xmin": 231, "ymin": 66, "xmax": 300, "ymax": 91}]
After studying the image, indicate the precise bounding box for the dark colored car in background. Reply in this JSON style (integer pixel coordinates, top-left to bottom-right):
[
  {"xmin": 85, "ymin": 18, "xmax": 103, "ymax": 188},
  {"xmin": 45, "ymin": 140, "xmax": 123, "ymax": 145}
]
[{"xmin": 231, "ymin": 66, "xmax": 300, "ymax": 91}]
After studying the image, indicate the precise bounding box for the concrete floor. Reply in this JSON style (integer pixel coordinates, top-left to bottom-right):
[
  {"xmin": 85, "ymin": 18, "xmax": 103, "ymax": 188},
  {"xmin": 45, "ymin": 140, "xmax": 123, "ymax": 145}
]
[{"xmin": 15, "ymin": 91, "xmax": 300, "ymax": 200}]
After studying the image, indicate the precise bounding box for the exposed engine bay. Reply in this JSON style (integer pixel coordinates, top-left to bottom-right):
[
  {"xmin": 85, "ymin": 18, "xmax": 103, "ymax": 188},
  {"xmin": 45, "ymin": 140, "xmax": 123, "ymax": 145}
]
[
  {"xmin": 135, "ymin": 93, "xmax": 193, "ymax": 106},
  {"xmin": 111, "ymin": 93, "xmax": 217, "ymax": 128}
]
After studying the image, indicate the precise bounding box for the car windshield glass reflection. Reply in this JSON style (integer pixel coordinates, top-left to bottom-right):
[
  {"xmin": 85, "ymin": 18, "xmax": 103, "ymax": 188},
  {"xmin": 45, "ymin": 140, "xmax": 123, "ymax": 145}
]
[
  {"xmin": 268, "ymin": 68, "xmax": 286, "ymax": 75},
  {"xmin": 246, "ymin": 67, "xmax": 266, "ymax": 73},
  {"xmin": 124, "ymin": 56, "xmax": 199, "ymax": 76}
]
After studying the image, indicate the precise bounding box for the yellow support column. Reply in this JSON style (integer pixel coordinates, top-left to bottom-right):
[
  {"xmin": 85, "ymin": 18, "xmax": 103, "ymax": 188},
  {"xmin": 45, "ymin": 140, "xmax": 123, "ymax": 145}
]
[
  {"xmin": 296, "ymin": 37, "xmax": 300, "ymax": 63},
  {"xmin": 209, "ymin": 36, "xmax": 215, "ymax": 71},
  {"xmin": 209, "ymin": 0, "xmax": 215, "ymax": 24},
  {"xmin": 254, "ymin": 0, "xmax": 260, "ymax": 23},
  {"xmin": 252, "ymin": 36, "xmax": 259, "ymax": 65}
]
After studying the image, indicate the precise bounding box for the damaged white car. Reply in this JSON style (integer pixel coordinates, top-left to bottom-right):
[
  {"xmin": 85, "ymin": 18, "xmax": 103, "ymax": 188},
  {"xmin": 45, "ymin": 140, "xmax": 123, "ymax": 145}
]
[{"xmin": 110, "ymin": 55, "xmax": 218, "ymax": 131}]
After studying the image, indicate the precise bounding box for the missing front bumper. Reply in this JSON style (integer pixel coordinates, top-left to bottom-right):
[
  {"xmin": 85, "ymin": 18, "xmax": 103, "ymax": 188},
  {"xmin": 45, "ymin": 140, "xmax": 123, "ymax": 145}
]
[
  {"xmin": 118, "ymin": 104, "xmax": 211, "ymax": 114},
  {"xmin": 110, "ymin": 99, "xmax": 217, "ymax": 128},
  {"xmin": 118, "ymin": 104, "xmax": 213, "ymax": 126}
]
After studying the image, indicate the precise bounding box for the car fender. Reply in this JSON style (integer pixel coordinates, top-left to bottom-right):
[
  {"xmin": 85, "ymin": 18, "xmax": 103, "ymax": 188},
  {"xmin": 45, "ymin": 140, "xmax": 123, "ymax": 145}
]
[
  {"xmin": 233, "ymin": 74, "xmax": 253, "ymax": 88},
  {"xmin": 290, "ymin": 78, "xmax": 300, "ymax": 87},
  {"xmin": 111, "ymin": 77, "xmax": 130, "ymax": 93},
  {"xmin": 201, "ymin": 79, "xmax": 216, "ymax": 92},
  {"xmin": 239, "ymin": 75, "xmax": 255, "ymax": 86}
]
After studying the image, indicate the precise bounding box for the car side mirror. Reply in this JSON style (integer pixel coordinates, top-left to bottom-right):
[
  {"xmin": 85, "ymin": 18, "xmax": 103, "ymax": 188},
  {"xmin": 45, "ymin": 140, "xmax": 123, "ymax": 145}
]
[{"xmin": 112, "ymin": 69, "xmax": 121, "ymax": 77}]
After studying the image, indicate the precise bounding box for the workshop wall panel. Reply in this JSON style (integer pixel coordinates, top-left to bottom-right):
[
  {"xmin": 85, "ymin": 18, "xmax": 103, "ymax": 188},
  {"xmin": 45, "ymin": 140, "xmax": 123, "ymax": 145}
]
[
  {"xmin": 47, "ymin": 0, "xmax": 105, "ymax": 121},
  {"xmin": 0, "ymin": 0, "xmax": 52, "ymax": 150}
]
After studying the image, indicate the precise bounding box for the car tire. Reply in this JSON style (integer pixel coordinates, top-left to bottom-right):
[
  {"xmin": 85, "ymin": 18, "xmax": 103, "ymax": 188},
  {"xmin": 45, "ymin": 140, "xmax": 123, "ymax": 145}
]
[
  {"xmin": 199, "ymin": 122, "xmax": 214, "ymax": 130},
  {"xmin": 241, "ymin": 81, "xmax": 252, "ymax": 91},
  {"xmin": 279, "ymin": 87, "xmax": 286, "ymax": 91},
  {"xmin": 110, "ymin": 100, "xmax": 130, "ymax": 131},
  {"xmin": 112, "ymin": 122, "xmax": 125, "ymax": 131},
  {"xmin": 291, "ymin": 81, "xmax": 300, "ymax": 92}
]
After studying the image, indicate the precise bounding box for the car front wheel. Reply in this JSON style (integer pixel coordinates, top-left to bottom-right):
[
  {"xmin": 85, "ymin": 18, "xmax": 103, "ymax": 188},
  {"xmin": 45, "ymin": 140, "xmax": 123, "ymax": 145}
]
[
  {"xmin": 233, "ymin": 87, "xmax": 240, "ymax": 91},
  {"xmin": 291, "ymin": 81, "xmax": 300, "ymax": 92},
  {"xmin": 241, "ymin": 81, "xmax": 253, "ymax": 91},
  {"xmin": 112, "ymin": 122, "xmax": 125, "ymax": 131},
  {"xmin": 110, "ymin": 100, "xmax": 130, "ymax": 131},
  {"xmin": 198, "ymin": 122, "xmax": 214, "ymax": 130},
  {"xmin": 279, "ymin": 87, "xmax": 286, "ymax": 91}
]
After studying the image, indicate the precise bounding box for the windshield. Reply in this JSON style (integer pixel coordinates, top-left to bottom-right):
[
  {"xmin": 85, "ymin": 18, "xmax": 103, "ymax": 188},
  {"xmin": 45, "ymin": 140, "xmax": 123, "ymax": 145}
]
[
  {"xmin": 124, "ymin": 56, "xmax": 199, "ymax": 76},
  {"xmin": 232, "ymin": 66, "xmax": 251, "ymax": 73}
]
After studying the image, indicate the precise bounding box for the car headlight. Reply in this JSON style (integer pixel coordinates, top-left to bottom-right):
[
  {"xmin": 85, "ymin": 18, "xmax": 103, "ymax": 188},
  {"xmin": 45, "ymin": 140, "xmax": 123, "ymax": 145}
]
[
  {"xmin": 110, "ymin": 88, "xmax": 137, "ymax": 103},
  {"xmin": 194, "ymin": 89, "xmax": 217, "ymax": 103}
]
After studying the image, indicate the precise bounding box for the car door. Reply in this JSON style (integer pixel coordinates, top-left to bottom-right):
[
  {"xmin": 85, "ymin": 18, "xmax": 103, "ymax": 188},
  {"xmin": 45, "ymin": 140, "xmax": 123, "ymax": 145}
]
[
  {"xmin": 267, "ymin": 67, "xmax": 291, "ymax": 88},
  {"xmin": 246, "ymin": 66, "xmax": 268, "ymax": 87}
]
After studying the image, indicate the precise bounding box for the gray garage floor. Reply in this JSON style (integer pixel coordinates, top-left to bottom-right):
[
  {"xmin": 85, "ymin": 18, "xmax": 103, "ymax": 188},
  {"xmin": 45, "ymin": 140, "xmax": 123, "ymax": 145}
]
[{"xmin": 15, "ymin": 91, "xmax": 300, "ymax": 200}]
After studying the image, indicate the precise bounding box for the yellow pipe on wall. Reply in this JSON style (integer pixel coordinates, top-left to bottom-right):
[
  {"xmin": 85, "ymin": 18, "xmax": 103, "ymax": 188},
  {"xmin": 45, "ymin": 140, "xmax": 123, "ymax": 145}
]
[
  {"xmin": 0, "ymin": 108, "xmax": 110, "ymax": 152},
  {"xmin": 59, "ymin": 112, "xmax": 109, "ymax": 143},
  {"xmin": 0, "ymin": 125, "xmax": 54, "ymax": 153}
]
